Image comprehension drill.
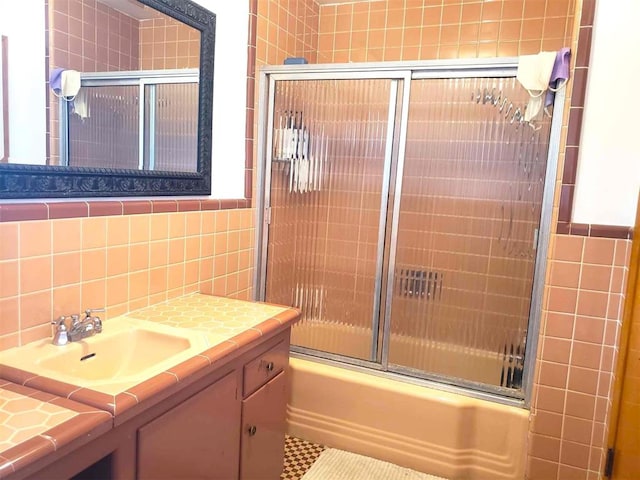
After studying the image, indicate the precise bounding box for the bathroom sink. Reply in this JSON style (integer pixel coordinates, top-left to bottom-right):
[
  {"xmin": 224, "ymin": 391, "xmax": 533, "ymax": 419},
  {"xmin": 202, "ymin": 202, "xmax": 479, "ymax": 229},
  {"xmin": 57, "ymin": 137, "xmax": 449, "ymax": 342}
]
[
  {"xmin": 0, "ymin": 317, "xmax": 210, "ymax": 394},
  {"xmin": 37, "ymin": 328, "xmax": 192, "ymax": 381}
]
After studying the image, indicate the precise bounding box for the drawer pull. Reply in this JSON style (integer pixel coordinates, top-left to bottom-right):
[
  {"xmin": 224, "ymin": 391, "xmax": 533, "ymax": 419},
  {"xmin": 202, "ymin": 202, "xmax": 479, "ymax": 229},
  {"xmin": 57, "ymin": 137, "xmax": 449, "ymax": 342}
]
[
  {"xmin": 247, "ymin": 425, "xmax": 257, "ymax": 436},
  {"xmin": 265, "ymin": 361, "xmax": 275, "ymax": 372}
]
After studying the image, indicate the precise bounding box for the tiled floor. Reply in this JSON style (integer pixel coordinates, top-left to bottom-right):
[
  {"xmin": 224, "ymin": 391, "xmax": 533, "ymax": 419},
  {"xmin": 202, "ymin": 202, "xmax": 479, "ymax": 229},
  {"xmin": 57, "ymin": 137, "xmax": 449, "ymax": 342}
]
[{"xmin": 281, "ymin": 435, "xmax": 326, "ymax": 480}]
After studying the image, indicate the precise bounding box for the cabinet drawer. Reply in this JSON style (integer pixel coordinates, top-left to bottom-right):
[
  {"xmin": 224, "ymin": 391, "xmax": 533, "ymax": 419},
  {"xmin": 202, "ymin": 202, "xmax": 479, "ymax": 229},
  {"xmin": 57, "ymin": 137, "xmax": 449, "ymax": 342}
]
[{"xmin": 243, "ymin": 339, "xmax": 288, "ymax": 397}]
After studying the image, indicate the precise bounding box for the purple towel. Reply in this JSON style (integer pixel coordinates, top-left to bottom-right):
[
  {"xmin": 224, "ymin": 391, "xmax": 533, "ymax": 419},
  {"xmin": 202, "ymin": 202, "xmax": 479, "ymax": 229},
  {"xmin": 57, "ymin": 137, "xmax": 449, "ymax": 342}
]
[
  {"xmin": 49, "ymin": 67, "xmax": 65, "ymax": 95},
  {"xmin": 545, "ymin": 48, "xmax": 571, "ymax": 107}
]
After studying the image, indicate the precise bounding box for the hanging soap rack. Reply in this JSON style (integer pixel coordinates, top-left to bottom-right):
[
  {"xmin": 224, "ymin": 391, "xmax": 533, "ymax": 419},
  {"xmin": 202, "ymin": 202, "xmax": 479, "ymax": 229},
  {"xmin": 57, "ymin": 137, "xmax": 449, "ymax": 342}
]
[
  {"xmin": 271, "ymin": 109, "xmax": 327, "ymax": 194},
  {"xmin": 471, "ymin": 87, "xmax": 543, "ymax": 131}
]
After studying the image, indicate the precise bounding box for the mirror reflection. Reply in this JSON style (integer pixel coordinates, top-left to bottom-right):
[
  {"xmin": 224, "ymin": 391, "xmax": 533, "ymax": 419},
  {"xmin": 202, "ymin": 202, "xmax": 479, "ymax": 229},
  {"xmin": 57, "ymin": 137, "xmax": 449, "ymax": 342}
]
[{"xmin": 2, "ymin": 0, "xmax": 201, "ymax": 172}]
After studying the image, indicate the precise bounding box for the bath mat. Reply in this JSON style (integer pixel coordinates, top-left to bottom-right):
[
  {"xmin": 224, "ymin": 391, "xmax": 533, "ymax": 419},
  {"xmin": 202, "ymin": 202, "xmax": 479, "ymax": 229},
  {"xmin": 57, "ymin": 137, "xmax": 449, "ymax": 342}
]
[{"xmin": 300, "ymin": 448, "xmax": 447, "ymax": 480}]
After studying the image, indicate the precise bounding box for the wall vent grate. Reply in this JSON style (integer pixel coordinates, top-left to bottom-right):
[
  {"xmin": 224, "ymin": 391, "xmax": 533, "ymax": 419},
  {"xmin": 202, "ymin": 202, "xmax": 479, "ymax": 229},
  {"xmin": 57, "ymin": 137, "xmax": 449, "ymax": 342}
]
[{"xmin": 395, "ymin": 269, "xmax": 443, "ymax": 300}]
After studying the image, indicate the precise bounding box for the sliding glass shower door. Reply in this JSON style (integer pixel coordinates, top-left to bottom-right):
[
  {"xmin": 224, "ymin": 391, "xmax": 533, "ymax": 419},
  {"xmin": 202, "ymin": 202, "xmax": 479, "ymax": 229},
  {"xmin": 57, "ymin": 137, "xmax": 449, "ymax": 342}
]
[
  {"xmin": 263, "ymin": 77, "xmax": 401, "ymax": 362},
  {"xmin": 258, "ymin": 63, "xmax": 560, "ymax": 400},
  {"xmin": 385, "ymin": 77, "xmax": 552, "ymax": 390}
]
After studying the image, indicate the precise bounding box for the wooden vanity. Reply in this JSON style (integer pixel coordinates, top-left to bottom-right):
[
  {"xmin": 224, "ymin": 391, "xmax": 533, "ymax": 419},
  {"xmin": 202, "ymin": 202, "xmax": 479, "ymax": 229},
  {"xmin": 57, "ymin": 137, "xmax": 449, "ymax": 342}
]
[
  {"xmin": 137, "ymin": 333, "xmax": 290, "ymax": 480},
  {"xmin": 0, "ymin": 294, "xmax": 300, "ymax": 480}
]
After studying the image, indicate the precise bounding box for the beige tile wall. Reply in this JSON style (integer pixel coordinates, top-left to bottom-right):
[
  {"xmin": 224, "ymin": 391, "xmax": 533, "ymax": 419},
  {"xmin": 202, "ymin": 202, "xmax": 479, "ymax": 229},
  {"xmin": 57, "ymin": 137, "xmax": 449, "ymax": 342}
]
[{"xmin": 0, "ymin": 209, "xmax": 254, "ymax": 352}]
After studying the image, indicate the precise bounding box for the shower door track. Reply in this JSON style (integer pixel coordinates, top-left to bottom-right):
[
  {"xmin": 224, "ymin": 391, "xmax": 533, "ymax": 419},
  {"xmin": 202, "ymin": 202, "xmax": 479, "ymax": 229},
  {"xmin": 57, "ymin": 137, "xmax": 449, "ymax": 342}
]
[{"xmin": 254, "ymin": 58, "xmax": 565, "ymax": 408}]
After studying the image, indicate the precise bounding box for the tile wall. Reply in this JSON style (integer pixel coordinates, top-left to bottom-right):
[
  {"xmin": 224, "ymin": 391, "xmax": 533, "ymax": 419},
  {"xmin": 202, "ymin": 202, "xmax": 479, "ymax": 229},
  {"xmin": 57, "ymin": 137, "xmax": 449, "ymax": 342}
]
[
  {"xmin": 529, "ymin": 234, "xmax": 630, "ymax": 479},
  {"xmin": 49, "ymin": 0, "xmax": 140, "ymax": 73},
  {"xmin": 253, "ymin": 1, "xmax": 634, "ymax": 479},
  {"xmin": 139, "ymin": 15, "xmax": 200, "ymax": 70},
  {"xmin": 0, "ymin": 205, "xmax": 254, "ymax": 352},
  {"xmin": 255, "ymin": 0, "xmax": 320, "ymax": 66},
  {"xmin": 316, "ymin": 0, "xmax": 575, "ymax": 62},
  {"xmin": 609, "ymin": 224, "xmax": 640, "ymax": 477}
]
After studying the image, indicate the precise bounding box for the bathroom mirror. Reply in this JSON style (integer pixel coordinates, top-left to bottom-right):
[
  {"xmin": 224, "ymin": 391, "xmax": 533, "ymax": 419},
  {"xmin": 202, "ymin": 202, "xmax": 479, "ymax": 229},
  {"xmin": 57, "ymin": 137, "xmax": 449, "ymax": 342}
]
[{"xmin": 0, "ymin": 0, "xmax": 215, "ymax": 198}]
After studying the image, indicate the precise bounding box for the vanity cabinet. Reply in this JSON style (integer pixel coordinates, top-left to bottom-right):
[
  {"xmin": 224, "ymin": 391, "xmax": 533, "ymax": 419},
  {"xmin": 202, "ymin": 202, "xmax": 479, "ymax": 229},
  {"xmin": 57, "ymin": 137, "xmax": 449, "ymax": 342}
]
[
  {"xmin": 0, "ymin": 294, "xmax": 300, "ymax": 480},
  {"xmin": 137, "ymin": 372, "xmax": 241, "ymax": 480},
  {"xmin": 136, "ymin": 334, "xmax": 290, "ymax": 480},
  {"xmin": 240, "ymin": 338, "xmax": 289, "ymax": 479},
  {"xmin": 240, "ymin": 372, "xmax": 287, "ymax": 480},
  {"xmin": 7, "ymin": 330, "xmax": 294, "ymax": 480}
]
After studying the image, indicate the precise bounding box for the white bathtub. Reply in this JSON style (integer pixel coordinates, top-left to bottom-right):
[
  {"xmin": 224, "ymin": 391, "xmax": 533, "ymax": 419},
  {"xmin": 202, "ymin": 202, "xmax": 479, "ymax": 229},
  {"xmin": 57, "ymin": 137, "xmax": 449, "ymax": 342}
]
[{"xmin": 286, "ymin": 357, "xmax": 528, "ymax": 480}]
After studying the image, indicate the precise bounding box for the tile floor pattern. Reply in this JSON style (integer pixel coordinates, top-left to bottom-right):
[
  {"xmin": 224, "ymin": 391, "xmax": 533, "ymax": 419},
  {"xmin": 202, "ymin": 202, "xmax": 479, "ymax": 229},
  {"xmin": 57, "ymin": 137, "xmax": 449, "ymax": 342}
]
[{"xmin": 281, "ymin": 435, "xmax": 326, "ymax": 480}]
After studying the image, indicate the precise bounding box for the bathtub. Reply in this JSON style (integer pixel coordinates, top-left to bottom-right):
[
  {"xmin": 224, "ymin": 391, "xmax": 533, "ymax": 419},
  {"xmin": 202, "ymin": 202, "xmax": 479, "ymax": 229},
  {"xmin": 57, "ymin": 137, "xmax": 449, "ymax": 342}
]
[
  {"xmin": 286, "ymin": 357, "xmax": 528, "ymax": 480},
  {"xmin": 291, "ymin": 322, "xmax": 515, "ymax": 386}
]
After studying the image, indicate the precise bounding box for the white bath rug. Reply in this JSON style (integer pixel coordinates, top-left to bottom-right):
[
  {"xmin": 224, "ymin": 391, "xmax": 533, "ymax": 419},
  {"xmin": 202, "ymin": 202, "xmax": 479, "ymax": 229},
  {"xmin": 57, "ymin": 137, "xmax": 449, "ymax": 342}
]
[{"xmin": 301, "ymin": 448, "xmax": 447, "ymax": 480}]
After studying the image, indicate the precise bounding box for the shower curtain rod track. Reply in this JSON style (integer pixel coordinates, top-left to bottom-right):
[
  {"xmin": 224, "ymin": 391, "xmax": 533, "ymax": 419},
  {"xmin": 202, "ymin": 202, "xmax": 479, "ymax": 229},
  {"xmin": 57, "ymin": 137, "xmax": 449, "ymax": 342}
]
[{"xmin": 259, "ymin": 57, "xmax": 520, "ymax": 76}]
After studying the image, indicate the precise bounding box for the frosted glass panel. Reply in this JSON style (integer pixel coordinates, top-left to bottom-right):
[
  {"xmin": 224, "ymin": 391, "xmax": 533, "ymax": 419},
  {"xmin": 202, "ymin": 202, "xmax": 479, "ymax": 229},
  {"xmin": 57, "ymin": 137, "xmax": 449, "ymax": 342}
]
[
  {"xmin": 387, "ymin": 77, "xmax": 552, "ymax": 390},
  {"xmin": 66, "ymin": 81, "xmax": 197, "ymax": 171},
  {"xmin": 68, "ymin": 85, "xmax": 139, "ymax": 169},
  {"xmin": 265, "ymin": 78, "xmax": 393, "ymax": 361},
  {"xmin": 145, "ymin": 82, "xmax": 198, "ymax": 172}
]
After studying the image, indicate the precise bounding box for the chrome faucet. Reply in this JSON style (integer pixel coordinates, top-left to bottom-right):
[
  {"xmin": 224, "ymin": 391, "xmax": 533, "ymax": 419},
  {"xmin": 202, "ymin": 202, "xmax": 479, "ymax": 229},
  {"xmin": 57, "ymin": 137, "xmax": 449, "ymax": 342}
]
[{"xmin": 51, "ymin": 308, "xmax": 105, "ymax": 345}]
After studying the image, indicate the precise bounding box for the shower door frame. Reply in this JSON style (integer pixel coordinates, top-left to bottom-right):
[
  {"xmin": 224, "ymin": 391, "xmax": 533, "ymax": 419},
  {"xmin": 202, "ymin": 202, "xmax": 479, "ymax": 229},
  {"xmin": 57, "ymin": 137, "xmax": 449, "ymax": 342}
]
[
  {"xmin": 59, "ymin": 69, "xmax": 199, "ymax": 169},
  {"xmin": 257, "ymin": 70, "xmax": 410, "ymax": 369},
  {"xmin": 254, "ymin": 58, "xmax": 565, "ymax": 407}
]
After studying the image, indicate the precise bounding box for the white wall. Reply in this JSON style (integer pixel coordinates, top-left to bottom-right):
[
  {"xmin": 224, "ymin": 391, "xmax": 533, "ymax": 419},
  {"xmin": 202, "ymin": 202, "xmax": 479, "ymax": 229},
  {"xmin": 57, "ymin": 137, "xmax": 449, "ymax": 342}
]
[
  {"xmin": 0, "ymin": 1, "xmax": 47, "ymax": 165},
  {"xmin": 572, "ymin": 0, "xmax": 640, "ymax": 226},
  {"xmin": 195, "ymin": 0, "xmax": 249, "ymax": 199}
]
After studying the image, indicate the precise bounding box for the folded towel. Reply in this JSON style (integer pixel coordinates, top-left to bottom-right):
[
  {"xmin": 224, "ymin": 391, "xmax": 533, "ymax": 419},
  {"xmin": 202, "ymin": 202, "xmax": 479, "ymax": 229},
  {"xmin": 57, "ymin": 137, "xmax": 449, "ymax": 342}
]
[
  {"xmin": 545, "ymin": 47, "xmax": 571, "ymax": 107},
  {"xmin": 517, "ymin": 51, "xmax": 557, "ymax": 91},
  {"xmin": 61, "ymin": 70, "xmax": 80, "ymax": 98},
  {"xmin": 517, "ymin": 51, "xmax": 557, "ymax": 121}
]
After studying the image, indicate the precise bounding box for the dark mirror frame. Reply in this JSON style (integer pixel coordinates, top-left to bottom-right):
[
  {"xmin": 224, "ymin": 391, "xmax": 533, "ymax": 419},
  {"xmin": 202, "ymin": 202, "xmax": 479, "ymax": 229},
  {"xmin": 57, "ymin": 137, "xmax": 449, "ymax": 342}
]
[{"xmin": 0, "ymin": 0, "xmax": 215, "ymax": 199}]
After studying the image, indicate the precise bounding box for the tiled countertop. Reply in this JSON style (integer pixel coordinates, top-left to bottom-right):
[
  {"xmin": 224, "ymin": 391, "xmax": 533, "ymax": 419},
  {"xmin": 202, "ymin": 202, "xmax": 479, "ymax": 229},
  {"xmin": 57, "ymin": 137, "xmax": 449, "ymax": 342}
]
[
  {"xmin": 0, "ymin": 381, "xmax": 111, "ymax": 479},
  {"xmin": 0, "ymin": 293, "xmax": 300, "ymax": 478},
  {"xmin": 124, "ymin": 294, "xmax": 295, "ymax": 342}
]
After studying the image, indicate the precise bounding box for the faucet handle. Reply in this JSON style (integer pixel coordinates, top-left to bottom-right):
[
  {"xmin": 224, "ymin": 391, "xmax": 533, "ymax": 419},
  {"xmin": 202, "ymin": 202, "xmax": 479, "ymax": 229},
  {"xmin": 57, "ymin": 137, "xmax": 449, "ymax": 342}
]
[
  {"xmin": 70, "ymin": 314, "xmax": 81, "ymax": 328},
  {"xmin": 85, "ymin": 309, "xmax": 104, "ymax": 334},
  {"xmin": 51, "ymin": 316, "xmax": 69, "ymax": 346}
]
